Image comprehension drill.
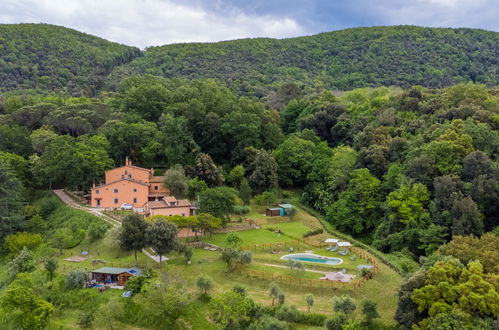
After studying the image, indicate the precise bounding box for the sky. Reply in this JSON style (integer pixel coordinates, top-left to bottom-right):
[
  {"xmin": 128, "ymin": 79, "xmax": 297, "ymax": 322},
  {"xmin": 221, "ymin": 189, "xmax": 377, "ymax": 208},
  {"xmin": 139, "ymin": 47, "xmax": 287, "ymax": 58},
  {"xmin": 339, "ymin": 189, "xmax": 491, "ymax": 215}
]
[{"xmin": 1, "ymin": 0, "xmax": 498, "ymax": 48}]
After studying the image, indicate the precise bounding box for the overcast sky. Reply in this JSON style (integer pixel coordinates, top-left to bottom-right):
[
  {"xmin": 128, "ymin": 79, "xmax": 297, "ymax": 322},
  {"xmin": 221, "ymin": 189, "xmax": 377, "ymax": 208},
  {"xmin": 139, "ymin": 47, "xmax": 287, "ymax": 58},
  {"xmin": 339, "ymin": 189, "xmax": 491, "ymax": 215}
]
[{"xmin": 1, "ymin": 0, "xmax": 498, "ymax": 48}]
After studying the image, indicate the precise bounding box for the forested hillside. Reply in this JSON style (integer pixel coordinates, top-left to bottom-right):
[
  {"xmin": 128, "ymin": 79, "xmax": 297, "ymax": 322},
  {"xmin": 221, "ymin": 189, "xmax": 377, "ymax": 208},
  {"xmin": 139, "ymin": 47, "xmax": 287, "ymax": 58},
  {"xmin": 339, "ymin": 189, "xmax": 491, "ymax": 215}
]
[
  {"xmin": 111, "ymin": 26, "xmax": 499, "ymax": 96},
  {"xmin": 0, "ymin": 25, "xmax": 497, "ymax": 98},
  {"xmin": 0, "ymin": 24, "xmax": 141, "ymax": 96}
]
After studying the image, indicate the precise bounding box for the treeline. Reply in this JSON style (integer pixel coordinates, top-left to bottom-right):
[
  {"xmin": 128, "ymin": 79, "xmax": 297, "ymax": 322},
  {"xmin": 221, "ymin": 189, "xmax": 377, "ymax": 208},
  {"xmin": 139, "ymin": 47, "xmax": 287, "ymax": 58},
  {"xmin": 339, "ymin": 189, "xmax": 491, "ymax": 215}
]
[
  {"xmin": 0, "ymin": 25, "xmax": 498, "ymax": 98},
  {"xmin": 0, "ymin": 24, "xmax": 141, "ymax": 96},
  {"xmin": 114, "ymin": 26, "xmax": 498, "ymax": 96}
]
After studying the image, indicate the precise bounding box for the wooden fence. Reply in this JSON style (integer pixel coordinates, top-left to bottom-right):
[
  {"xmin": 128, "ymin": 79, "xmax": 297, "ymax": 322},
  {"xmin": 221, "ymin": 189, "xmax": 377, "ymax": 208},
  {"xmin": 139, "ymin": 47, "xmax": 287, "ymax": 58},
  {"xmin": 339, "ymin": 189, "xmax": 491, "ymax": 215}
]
[{"xmin": 240, "ymin": 241, "xmax": 379, "ymax": 289}]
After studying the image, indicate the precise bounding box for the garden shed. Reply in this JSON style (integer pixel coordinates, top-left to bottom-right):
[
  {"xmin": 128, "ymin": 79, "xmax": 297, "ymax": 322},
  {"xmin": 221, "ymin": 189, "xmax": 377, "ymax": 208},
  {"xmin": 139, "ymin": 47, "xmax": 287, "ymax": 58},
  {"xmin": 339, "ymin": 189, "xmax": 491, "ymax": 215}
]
[{"xmin": 266, "ymin": 207, "xmax": 283, "ymax": 216}]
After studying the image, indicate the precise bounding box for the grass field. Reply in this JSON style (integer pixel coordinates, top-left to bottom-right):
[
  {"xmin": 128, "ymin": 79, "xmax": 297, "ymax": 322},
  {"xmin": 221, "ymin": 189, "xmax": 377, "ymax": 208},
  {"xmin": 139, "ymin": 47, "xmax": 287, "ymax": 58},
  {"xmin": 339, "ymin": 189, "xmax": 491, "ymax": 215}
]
[{"xmin": 40, "ymin": 193, "xmax": 402, "ymax": 328}]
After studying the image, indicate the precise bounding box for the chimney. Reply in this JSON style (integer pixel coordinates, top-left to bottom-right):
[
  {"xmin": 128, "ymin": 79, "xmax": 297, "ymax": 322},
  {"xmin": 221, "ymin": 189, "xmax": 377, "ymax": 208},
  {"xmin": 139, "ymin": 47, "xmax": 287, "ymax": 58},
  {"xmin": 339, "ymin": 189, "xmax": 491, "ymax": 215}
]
[
  {"xmin": 125, "ymin": 156, "xmax": 129, "ymax": 166},
  {"xmin": 151, "ymin": 168, "xmax": 154, "ymax": 175}
]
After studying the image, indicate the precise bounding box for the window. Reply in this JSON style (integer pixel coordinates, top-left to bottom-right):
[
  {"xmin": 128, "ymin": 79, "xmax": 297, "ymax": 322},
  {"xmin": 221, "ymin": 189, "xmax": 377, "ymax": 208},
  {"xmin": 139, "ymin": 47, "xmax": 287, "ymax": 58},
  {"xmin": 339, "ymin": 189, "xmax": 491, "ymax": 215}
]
[
  {"xmin": 133, "ymin": 198, "xmax": 137, "ymax": 203},
  {"xmin": 114, "ymin": 198, "xmax": 118, "ymax": 204},
  {"xmin": 181, "ymin": 213, "xmax": 185, "ymax": 216},
  {"xmin": 114, "ymin": 188, "xmax": 118, "ymax": 193},
  {"xmin": 133, "ymin": 188, "xmax": 137, "ymax": 192},
  {"xmin": 95, "ymin": 190, "xmax": 100, "ymax": 194},
  {"xmin": 154, "ymin": 185, "xmax": 158, "ymax": 191}
]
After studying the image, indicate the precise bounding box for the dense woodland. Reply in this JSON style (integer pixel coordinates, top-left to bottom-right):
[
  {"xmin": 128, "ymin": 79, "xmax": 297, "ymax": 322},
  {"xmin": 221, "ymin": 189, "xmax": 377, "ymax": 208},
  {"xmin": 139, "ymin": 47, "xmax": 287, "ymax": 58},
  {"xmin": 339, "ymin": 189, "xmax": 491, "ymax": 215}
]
[
  {"xmin": 0, "ymin": 23, "xmax": 498, "ymax": 329},
  {"xmin": 0, "ymin": 24, "xmax": 498, "ymax": 98}
]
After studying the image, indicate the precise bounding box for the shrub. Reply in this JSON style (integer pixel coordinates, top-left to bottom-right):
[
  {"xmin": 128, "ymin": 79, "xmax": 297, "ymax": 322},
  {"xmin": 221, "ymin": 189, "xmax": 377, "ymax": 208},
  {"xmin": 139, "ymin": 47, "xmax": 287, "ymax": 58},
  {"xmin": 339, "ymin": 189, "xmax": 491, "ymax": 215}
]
[
  {"xmin": 249, "ymin": 316, "xmax": 288, "ymax": 330},
  {"xmin": 275, "ymin": 305, "xmax": 299, "ymax": 322},
  {"xmin": 254, "ymin": 191, "xmax": 278, "ymax": 205},
  {"xmin": 66, "ymin": 270, "xmax": 87, "ymax": 289},
  {"xmin": 78, "ymin": 311, "xmax": 94, "ymax": 328},
  {"xmin": 124, "ymin": 275, "xmax": 149, "ymax": 294},
  {"xmin": 4, "ymin": 232, "xmax": 43, "ymax": 253},
  {"xmin": 87, "ymin": 222, "xmax": 108, "ymax": 241},
  {"xmin": 333, "ymin": 295, "xmax": 356, "ymax": 315},
  {"xmin": 233, "ymin": 205, "xmax": 251, "ymax": 215},
  {"xmin": 324, "ymin": 313, "xmax": 347, "ymax": 330},
  {"xmin": 296, "ymin": 312, "xmax": 326, "ymax": 326},
  {"xmin": 232, "ymin": 284, "xmax": 246, "ymax": 295},
  {"xmin": 303, "ymin": 228, "xmax": 323, "ymax": 238}
]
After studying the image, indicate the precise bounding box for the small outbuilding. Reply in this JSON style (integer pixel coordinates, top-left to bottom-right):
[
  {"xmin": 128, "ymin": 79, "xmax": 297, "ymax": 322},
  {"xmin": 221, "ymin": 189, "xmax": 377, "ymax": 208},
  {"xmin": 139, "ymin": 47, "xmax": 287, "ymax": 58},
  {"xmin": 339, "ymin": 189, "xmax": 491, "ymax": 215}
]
[
  {"xmin": 337, "ymin": 242, "xmax": 352, "ymax": 247},
  {"xmin": 91, "ymin": 267, "xmax": 141, "ymax": 286},
  {"xmin": 266, "ymin": 207, "xmax": 283, "ymax": 217}
]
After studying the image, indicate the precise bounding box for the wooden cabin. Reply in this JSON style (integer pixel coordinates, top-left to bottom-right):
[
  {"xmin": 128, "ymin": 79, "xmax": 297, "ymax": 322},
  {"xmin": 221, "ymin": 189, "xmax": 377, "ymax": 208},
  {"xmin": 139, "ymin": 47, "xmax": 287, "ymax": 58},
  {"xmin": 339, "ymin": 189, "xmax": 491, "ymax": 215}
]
[{"xmin": 91, "ymin": 267, "xmax": 141, "ymax": 286}]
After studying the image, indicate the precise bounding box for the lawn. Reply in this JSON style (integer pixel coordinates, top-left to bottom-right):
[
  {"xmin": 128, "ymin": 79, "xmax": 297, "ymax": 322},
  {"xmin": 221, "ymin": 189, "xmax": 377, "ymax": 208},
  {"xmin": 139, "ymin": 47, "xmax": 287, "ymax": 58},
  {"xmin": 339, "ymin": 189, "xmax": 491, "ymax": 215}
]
[{"xmin": 193, "ymin": 213, "xmax": 402, "ymax": 326}]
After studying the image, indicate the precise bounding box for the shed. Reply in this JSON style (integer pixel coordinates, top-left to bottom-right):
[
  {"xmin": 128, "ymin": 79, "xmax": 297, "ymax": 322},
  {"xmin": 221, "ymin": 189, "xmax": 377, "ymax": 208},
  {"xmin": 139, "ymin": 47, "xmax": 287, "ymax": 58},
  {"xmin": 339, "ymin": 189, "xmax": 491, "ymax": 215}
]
[
  {"xmin": 337, "ymin": 242, "xmax": 352, "ymax": 247},
  {"xmin": 266, "ymin": 207, "xmax": 283, "ymax": 216},
  {"xmin": 91, "ymin": 267, "xmax": 141, "ymax": 286},
  {"xmin": 278, "ymin": 204, "xmax": 293, "ymax": 209}
]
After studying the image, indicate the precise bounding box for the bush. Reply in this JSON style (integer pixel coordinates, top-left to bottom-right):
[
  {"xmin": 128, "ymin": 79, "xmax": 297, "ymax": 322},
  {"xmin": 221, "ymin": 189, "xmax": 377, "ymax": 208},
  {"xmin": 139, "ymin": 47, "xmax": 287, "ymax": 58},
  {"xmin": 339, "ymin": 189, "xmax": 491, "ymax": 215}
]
[
  {"xmin": 78, "ymin": 311, "xmax": 94, "ymax": 328},
  {"xmin": 4, "ymin": 232, "xmax": 43, "ymax": 253},
  {"xmin": 249, "ymin": 316, "xmax": 288, "ymax": 330},
  {"xmin": 124, "ymin": 275, "xmax": 149, "ymax": 294},
  {"xmin": 296, "ymin": 312, "xmax": 326, "ymax": 326},
  {"xmin": 274, "ymin": 305, "xmax": 299, "ymax": 322},
  {"xmin": 254, "ymin": 191, "xmax": 278, "ymax": 205},
  {"xmin": 37, "ymin": 196, "xmax": 59, "ymax": 217},
  {"xmin": 233, "ymin": 205, "xmax": 251, "ymax": 215},
  {"xmin": 66, "ymin": 270, "xmax": 87, "ymax": 289},
  {"xmin": 87, "ymin": 222, "xmax": 108, "ymax": 241},
  {"xmin": 303, "ymin": 228, "xmax": 323, "ymax": 238},
  {"xmin": 324, "ymin": 313, "xmax": 347, "ymax": 330}
]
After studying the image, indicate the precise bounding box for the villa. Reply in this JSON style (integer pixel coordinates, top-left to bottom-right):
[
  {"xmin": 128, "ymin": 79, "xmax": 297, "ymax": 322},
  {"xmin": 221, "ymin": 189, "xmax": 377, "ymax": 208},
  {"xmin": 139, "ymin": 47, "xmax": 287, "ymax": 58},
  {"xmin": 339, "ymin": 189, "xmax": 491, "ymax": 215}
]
[{"xmin": 89, "ymin": 158, "xmax": 192, "ymax": 216}]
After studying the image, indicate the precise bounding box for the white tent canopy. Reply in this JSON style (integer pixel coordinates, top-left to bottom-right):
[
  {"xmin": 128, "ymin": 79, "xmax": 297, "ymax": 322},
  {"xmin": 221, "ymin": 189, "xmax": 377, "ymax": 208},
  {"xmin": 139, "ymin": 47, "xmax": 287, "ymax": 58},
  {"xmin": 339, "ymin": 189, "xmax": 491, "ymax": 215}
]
[
  {"xmin": 337, "ymin": 242, "xmax": 352, "ymax": 247},
  {"xmin": 325, "ymin": 238, "xmax": 339, "ymax": 243}
]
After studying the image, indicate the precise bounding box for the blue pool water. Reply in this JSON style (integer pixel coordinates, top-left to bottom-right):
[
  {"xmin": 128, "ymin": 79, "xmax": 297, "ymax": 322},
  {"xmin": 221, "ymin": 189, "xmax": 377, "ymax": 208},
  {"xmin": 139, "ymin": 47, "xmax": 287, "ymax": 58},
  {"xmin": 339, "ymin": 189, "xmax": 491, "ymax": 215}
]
[{"xmin": 281, "ymin": 253, "xmax": 343, "ymax": 265}]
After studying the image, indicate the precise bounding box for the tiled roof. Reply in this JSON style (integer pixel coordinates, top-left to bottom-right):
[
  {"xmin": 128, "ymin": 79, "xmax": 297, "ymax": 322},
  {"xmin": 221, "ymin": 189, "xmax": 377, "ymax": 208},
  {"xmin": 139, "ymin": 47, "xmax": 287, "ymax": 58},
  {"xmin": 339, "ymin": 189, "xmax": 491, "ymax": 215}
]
[
  {"xmin": 93, "ymin": 177, "xmax": 149, "ymax": 189},
  {"xmin": 149, "ymin": 176, "xmax": 165, "ymax": 183},
  {"xmin": 146, "ymin": 199, "xmax": 192, "ymax": 209}
]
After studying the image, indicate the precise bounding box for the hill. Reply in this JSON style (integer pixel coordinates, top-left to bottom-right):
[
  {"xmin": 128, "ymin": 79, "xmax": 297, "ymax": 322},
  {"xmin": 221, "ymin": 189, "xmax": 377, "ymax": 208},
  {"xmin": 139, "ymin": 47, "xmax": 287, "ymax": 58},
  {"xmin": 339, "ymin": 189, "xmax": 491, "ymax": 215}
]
[
  {"xmin": 112, "ymin": 25, "xmax": 499, "ymax": 96},
  {"xmin": 0, "ymin": 24, "xmax": 141, "ymax": 96}
]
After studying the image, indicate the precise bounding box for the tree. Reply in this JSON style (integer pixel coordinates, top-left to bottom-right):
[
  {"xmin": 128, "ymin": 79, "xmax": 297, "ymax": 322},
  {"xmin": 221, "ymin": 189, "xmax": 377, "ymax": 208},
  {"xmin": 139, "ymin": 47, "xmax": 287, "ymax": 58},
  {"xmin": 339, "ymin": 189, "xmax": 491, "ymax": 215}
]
[
  {"xmin": 227, "ymin": 165, "xmax": 246, "ymax": 189},
  {"xmin": 3, "ymin": 232, "xmax": 42, "ymax": 253},
  {"xmin": 136, "ymin": 273, "xmax": 189, "ymax": 323},
  {"xmin": 386, "ymin": 183, "xmax": 430, "ymax": 224},
  {"xmin": 66, "ymin": 270, "xmax": 87, "ymax": 289},
  {"xmin": 158, "ymin": 113, "xmax": 199, "ymax": 167},
  {"xmin": 221, "ymin": 248, "xmax": 240, "ymax": 272},
  {"xmin": 439, "ymin": 233, "xmax": 499, "ymax": 273},
  {"xmin": 119, "ymin": 214, "xmax": 148, "ymax": 266},
  {"xmin": 0, "ymin": 284, "xmax": 53, "ymax": 329},
  {"xmin": 183, "ymin": 245, "xmax": 193, "ymax": 263},
  {"xmin": 450, "ymin": 196, "xmax": 483, "ymax": 236},
  {"xmin": 225, "ymin": 233, "xmax": 242, "ymax": 248},
  {"xmin": 0, "ymin": 160, "xmax": 25, "ymax": 242},
  {"xmin": 44, "ymin": 258, "xmax": 58, "ymax": 281},
  {"xmin": 30, "ymin": 128, "xmax": 59, "ymax": 154},
  {"xmin": 269, "ymin": 282, "xmax": 281, "ymax": 306},
  {"xmin": 411, "ymin": 260, "xmax": 499, "ymax": 325},
  {"xmin": 278, "ymin": 292, "xmax": 285, "ymax": 305},
  {"xmin": 238, "ymin": 178, "xmax": 252, "ymax": 205},
  {"xmin": 9, "ymin": 247, "xmax": 35, "ymax": 276},
  {"xmin": 199, "ymin": 187, "xmax": 237, "ymax": 219},
  {"xmin": 163, "ymin": 164, "xmax": 188, "ymax": 198},
  {"xmin": 194, "ymin": 153, "xmax": 224, "ymax": 187},
  {"xmin": 187, "ymin": 177, "xmax": 208, "ymax": 200},
  {"xmin": 97, "ymin": 296, "xmax": 123, "ymax": 330},
  {"xmin": 197, "ymin": 276, "xmax": 213, "ymax": 295},
  {"xmin": 249, "ymin": 150, "xmax": 278, "ymax": 194},
  {"xmin": 333, "ymin": 295, "xmax": 356, "ymax": 315},
  {"xmin": 306, "ymin": 294, "xmax": 314, "ymax": 312},
  {"xmin": 145, "ymin": 219, "xmax": 178, "ymax": 263},
  {"xmin": 196, "ymin": 213, "xmax": 222, "ymax": 237},
  {"xmin": 87, "ymin": 222, "xmax": 108, "ymax": 241},
  {"xmin": 210, "ymin": 289, "xmax": 257, "ymax": 329},
  {"xmin": 361, "ymin": 300, "xmax": 380, "ymax": 325}
]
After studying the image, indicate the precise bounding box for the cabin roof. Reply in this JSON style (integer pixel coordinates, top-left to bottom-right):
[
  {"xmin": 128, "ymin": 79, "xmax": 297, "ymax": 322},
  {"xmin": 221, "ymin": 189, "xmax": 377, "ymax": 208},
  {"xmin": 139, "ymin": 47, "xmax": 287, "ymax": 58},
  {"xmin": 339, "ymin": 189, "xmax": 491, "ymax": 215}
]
[{"xmin": 91, "ymin": 267, "xmax": 142, "ymax": 276}]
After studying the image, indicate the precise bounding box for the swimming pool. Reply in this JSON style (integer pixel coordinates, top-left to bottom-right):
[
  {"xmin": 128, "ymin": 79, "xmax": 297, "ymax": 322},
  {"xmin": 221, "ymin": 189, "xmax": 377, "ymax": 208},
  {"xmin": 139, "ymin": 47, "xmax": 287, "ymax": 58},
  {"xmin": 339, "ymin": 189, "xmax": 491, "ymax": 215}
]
[{"xmin": 281, "ymin": 253, "xmax": 343, "ymax": 265}]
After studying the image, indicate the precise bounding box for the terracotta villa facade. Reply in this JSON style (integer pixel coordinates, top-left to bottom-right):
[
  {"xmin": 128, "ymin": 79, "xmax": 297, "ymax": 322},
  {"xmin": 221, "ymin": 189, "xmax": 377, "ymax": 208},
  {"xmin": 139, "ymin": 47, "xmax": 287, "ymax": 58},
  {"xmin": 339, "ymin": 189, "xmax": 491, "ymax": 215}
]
[{"xmin": 90, "ymin": 158, "xmax": 193, "ymax": 217}]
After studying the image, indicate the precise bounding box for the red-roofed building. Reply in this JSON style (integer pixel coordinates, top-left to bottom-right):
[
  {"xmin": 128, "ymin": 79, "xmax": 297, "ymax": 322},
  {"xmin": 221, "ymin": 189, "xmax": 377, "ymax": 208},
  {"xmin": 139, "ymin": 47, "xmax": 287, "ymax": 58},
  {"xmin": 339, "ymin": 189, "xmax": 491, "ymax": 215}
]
[
  {"xmin": 90, "ymin": 157, "xmax": 170, "ymax": 209},
  {"xmin": 142, "ymin": 196, "xmax": 194, "ymax": 217}
]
